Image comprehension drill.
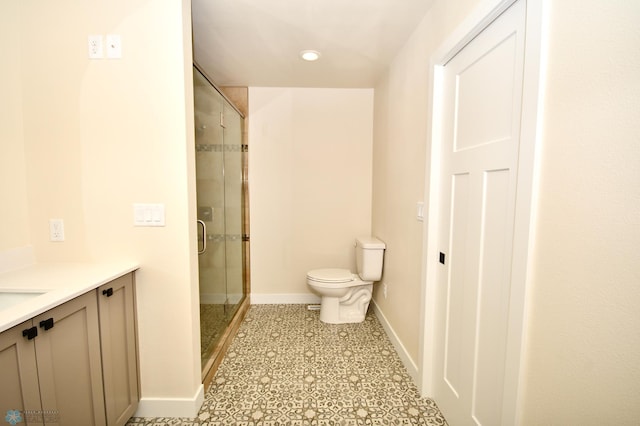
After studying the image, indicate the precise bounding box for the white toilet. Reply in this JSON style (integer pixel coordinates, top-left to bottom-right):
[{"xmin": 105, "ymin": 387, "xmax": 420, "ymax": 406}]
[{"xmin": 307, "ymin": 236, "xmax": 386, "ymax": 324}]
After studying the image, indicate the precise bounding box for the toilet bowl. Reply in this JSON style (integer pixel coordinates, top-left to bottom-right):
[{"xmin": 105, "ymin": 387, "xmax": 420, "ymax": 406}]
[
  {"xmin": 307, "ymin": 237, "xmax": 385, "ymax": 324},
  {"xmin": 307, "ymin": 269, "xmax": 373, "ymax": 324}
]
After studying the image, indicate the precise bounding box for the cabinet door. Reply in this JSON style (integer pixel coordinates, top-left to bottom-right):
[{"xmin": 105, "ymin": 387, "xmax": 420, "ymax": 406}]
[
  {"xmin": 98, "ymin": 274, "xmax": 139, "ymax": 426},
  {"xmin": 0, "ymin": 320, "xmax": 42, "ymax": 425},
  {"xmin": 34, "ymin": 291, "xmax": 106, "ymax": 426}
]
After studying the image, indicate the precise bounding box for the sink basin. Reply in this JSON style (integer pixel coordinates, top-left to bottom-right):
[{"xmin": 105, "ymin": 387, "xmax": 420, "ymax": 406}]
[{"xmin": 0, "ymin": 291, "xmax": 47, "ymax": 311}]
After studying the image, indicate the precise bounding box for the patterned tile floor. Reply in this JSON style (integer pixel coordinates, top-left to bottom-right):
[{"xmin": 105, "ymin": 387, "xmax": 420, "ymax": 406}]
[{"xmin": 127, "ymin": 304, "xmax": 448, "ymax": 425}]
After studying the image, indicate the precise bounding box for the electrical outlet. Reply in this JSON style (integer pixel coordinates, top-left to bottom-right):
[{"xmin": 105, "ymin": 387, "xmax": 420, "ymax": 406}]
[
  {"xmin": 49, "ymin": 219, "xmax": 65, "ymax": 242},
  {"xmin": 88, "ymin": 35, "xmax": 103, "ymax": 59}
]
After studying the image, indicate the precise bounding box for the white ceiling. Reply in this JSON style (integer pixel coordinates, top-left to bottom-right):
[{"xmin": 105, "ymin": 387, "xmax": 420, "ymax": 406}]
[{"xmin": 191, "ymin": 0, "xmax": 436, "ymax": 88}]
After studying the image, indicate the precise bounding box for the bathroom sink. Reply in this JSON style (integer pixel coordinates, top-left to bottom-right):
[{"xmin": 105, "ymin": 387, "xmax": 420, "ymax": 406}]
[{"xmin": 0, "ymin": 291, "xmax": 47, "ymax": 311}]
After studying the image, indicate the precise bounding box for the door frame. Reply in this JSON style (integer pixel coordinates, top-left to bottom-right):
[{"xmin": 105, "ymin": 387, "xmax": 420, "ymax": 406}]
[{"xmin": 419, "ymin": 0, "xmax": 547, "ymax": 423}]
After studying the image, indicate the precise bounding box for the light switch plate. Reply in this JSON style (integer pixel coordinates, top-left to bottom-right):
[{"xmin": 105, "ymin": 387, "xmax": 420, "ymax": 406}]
[
  {"xmin": 106, "ymin": 34, "xmax": 122, "ymax": 59},
  {"xmin": 133, "ymin": 203, "xmax": 165, "ymax": 227},
  {"xmin": 417, "ymin": 202, "xmax": 425, "ymax": 222}
]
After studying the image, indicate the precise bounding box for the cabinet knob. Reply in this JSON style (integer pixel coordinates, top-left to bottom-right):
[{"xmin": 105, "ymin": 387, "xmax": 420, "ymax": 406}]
[
  {"xmin": 39, "ymin": 318, "xmax": 54, "ymax": 331},
  {"xmin": 22, "ymin": 326, "xmax": 38, "ymax": 340},
  {"xmin": 102, "ymin": 288, "xmax": 114, "ymax": 297}
]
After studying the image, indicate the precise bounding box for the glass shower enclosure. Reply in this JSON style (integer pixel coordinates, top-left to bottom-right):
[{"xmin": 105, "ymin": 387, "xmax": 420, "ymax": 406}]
[{"xmin": 193, "ymin": 65, "xmax": 247, "ymax": 378}]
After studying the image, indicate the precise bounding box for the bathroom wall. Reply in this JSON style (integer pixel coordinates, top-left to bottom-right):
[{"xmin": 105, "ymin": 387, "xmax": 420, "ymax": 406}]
[
  {"xmin": 519, "ymin": 0, "xmax": 640, "ymax": 423},
  {"xmin": 5, "ymin": 0, "xmax": 203, "ymax": 417},
  {"xmin": 20, "ymin": 1, "xmax": 89, "ymax": 262},
  {"xmin": 0, "ymin": 2, "xmax": 30, "ymax": 252},
  {"xmin": 371, "ymin": 0, "xmax": 483, "ymax": 374},
  {"xmin": 249, "ymin": 87, "xmax": 374, "ymax": 301},
  {"xmin": 374, "ymin": 0, "xmax": 640, "ymax": 423}
]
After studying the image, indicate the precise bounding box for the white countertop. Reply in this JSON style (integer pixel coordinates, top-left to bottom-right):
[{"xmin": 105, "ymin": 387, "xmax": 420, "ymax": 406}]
[{"xmin": 0, "ymin": 261, "xmax": 139, "ymax": 333}]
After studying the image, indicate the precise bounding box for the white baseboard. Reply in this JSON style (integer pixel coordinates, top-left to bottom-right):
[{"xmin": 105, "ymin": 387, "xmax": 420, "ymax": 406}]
[
  {"xmin": 371, "ymin": 300, "xmax": 419, "ymax": 385},
  {"xmin": 134, "ymin": 384, "xmax": 204, "ymax": 418},
  {"xmin": 251, "ymin": 293, "xmax": 321, "ymax": 305}
]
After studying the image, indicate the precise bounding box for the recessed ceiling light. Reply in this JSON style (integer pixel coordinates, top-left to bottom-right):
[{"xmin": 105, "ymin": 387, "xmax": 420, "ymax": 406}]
[{"xmin": 300, "ymin": 50, "xmax": 321, "ymax": 61}]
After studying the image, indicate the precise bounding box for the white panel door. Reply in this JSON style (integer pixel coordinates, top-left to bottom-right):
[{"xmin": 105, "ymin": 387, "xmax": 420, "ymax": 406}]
[{"xmin": 433, "ymin": 1, "xmax": 526, "ymax": 425}]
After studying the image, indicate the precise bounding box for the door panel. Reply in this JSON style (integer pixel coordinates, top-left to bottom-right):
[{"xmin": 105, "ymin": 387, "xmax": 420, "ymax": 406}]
[
  {"xmin": 194, "ymin": 66, "xmax": 247, "ymax": 374},
  {"xmin": 99, "ymin": 274, "xmax": 139, "ymax": 426},
  {"xmin": 222, "ymin": 101, "xmax": 244, "ymax": 306},
  {"xmin": 455, "ymin": 33, "xmax": 518, "ymax": 152},
  {"xmin": 0, "ymin": 320, "xmax": 41, "ymax": 422},
  {"xmin": 35, "ymin": 291, "xmax": 105, "ymax": 425},
  {"xmin": 472, "ymin": 169, "xmax": 512, "ymax": 425},
  {"xmin": 434, "ymin": 1, "xmax": 525, "ymax": 425},
  {"xmin": 444, "ymin": 172, "xmax": 470, "ymax": 399},
  {"xmin": 194, "ymin": 69, "xmax": 226, "ymax": 306}
]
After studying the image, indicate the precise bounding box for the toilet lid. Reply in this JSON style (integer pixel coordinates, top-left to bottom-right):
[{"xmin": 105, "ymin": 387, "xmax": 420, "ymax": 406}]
[{"xmin": 307, "ymin": 268, "xmax": 354, "ymax": 283}]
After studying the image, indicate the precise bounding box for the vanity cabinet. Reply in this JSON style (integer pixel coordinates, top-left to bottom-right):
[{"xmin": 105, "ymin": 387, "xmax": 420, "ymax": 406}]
[
  {"xmin": 0, "ymin": 291, "xmax": 105, "ymax": 425},
  {"xmin": 98, "ymin": 274, "xmax": 139, "ymax": 426},
  {"xmin": 0, "ymin": 273, "xmax": 138, "ymax": 426},
  {"xmin": 0, "ymin": 317, "xmax": 42, "ymax": 422}
]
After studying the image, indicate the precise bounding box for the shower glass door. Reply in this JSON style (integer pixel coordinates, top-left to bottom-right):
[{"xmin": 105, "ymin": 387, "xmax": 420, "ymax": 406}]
[{"xmin": 194, "ymin": 66, "xmax": 245, "ymax": 371}]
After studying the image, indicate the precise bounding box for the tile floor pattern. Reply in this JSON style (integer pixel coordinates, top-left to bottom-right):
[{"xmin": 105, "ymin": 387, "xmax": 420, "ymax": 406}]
[{"xmin": 127, "ymin": 304, "xmax": 448, "ymax": 425}]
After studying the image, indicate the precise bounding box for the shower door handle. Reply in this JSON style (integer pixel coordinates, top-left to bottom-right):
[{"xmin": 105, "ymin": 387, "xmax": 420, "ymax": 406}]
[{"xmin": 197, "ymin": 220, "xmax": 207, "ymax": 254}]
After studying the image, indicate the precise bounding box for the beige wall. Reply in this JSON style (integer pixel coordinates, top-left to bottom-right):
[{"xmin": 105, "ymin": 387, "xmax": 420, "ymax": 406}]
[
  {"xmin": 4, "ymin": 0, "xmax": 202, "ymax": 416},
  {"xmin": 5, "ymin": 0, "xmax": 638, "ymax": 422},
  {"xmin": 372, "ymin": 0, "xmax": 482, "ymax": 370},
  {"xmin": 374, "ymin": 0, "xmax": 640, "ymax": 423},
  {"xmin": 249, "ymin": 88, "xmax": 374, "ymax": 300},
  {"xmin": 0, "ymin": 1, "xmax": 30, "ymax": 251},
  {"xmin": 520, "ymin": 0, "xmax": 640, "ymax": 423}
]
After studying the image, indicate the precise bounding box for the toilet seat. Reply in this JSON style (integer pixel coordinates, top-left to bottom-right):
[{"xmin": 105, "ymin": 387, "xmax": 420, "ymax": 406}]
[{"xmin": 307, "ymin": 268, "xmax": 354, "ymax": 284}]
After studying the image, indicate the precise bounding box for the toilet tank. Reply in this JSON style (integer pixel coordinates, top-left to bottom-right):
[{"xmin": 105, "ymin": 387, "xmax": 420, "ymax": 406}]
[{"xmin": 355, "ymin": 237, "xmax": 386, "ymax": 281}]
